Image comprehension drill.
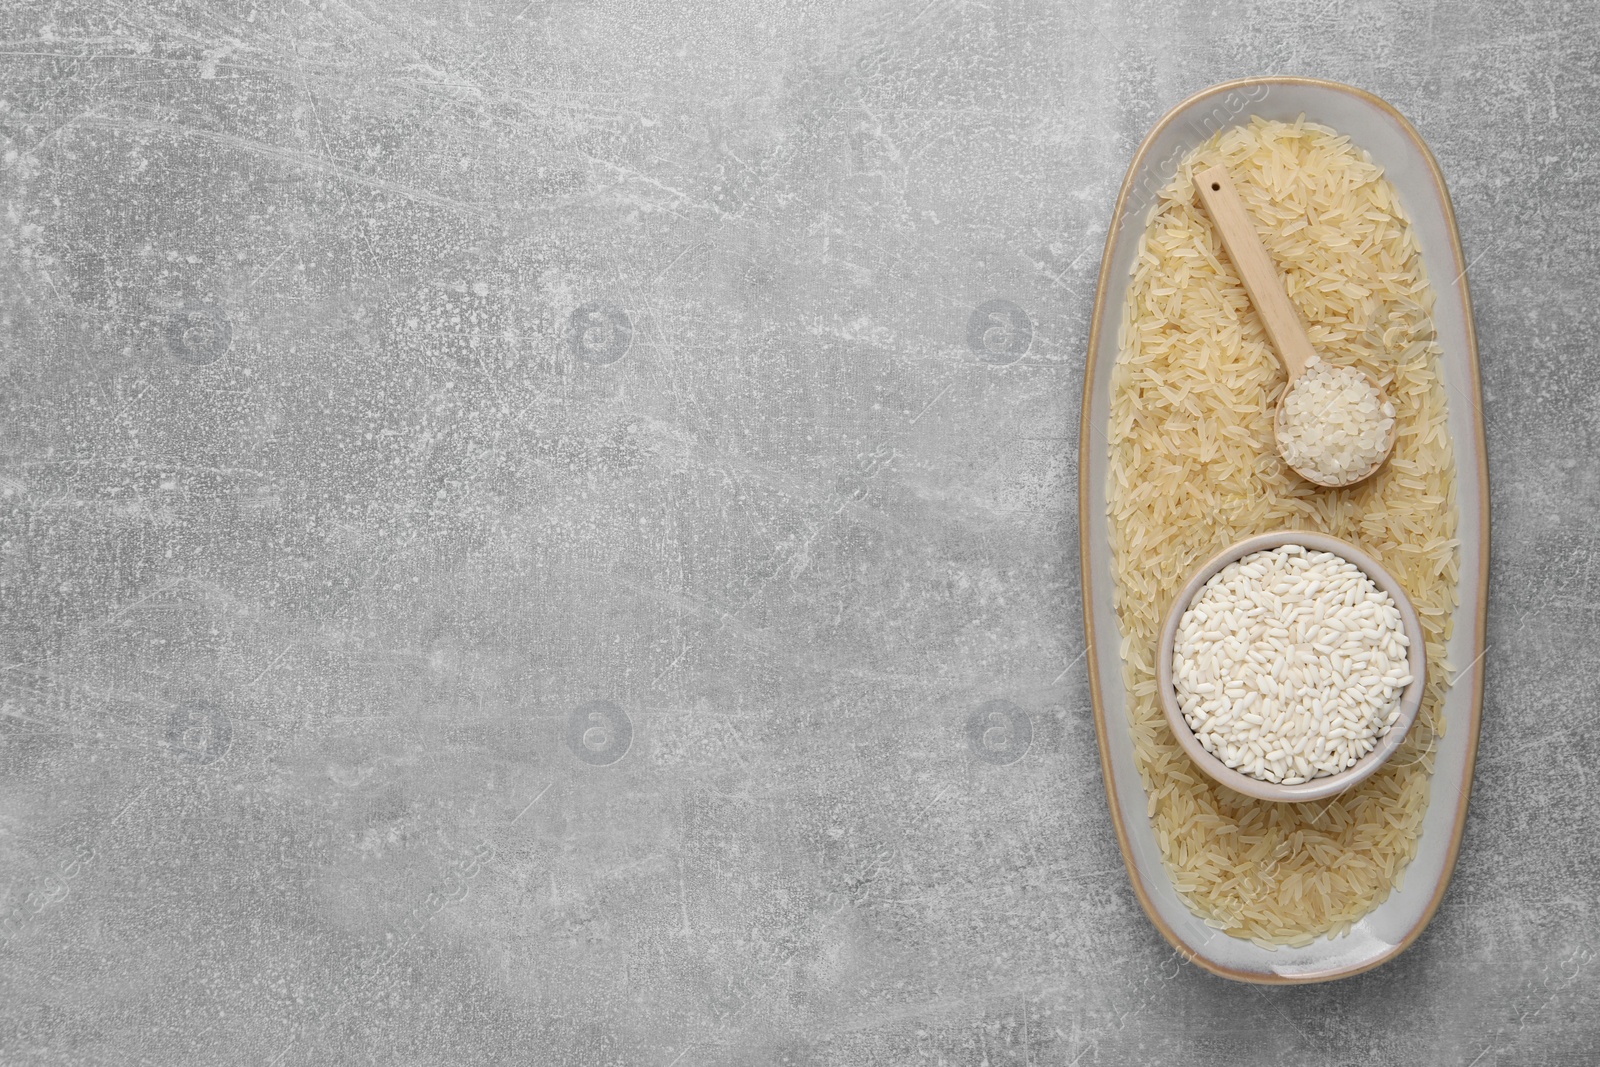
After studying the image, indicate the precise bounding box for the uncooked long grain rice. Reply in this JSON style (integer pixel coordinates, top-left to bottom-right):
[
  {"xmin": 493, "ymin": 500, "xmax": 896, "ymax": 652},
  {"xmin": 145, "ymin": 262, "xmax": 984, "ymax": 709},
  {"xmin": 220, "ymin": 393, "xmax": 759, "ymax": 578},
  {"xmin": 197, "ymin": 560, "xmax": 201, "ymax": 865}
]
[{"xmin": 1108, "ymin": 117, "xmax": 1460, "ymax": 944}]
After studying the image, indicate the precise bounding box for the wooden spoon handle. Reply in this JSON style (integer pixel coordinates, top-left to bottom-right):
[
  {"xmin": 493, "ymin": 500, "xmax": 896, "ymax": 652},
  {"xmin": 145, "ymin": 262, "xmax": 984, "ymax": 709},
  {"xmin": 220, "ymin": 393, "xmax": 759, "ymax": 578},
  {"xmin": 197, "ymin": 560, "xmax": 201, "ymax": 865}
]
[{"xmin": 1194, "ymin": 164, "xmax": 1317, "ymax": 381}]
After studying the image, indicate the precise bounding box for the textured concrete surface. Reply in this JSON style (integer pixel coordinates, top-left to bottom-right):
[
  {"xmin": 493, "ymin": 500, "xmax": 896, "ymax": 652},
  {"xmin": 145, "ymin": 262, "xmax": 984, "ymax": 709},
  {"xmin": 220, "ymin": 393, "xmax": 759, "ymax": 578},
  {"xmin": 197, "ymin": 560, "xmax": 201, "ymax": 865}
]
[{"xmin": 1, "ymin": 1, "xmax": 1596, "ymax": 1064}]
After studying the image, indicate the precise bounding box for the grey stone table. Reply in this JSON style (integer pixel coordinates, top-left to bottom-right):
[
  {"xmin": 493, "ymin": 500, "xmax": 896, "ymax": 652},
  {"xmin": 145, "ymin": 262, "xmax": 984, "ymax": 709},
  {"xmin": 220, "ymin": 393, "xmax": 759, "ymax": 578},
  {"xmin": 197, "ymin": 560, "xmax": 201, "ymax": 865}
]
[{"xmin": 1, "ymin": 1, "xmax": 1596, "ymax": 1063}]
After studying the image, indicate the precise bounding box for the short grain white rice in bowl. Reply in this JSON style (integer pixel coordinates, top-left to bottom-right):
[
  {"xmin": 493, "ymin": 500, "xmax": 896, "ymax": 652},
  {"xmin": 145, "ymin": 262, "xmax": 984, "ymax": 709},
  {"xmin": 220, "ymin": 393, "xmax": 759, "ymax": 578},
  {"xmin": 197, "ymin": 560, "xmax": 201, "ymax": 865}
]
[{"xmin": 1156, "ymin": 531, "xmax": 1428, "ymax": 803}]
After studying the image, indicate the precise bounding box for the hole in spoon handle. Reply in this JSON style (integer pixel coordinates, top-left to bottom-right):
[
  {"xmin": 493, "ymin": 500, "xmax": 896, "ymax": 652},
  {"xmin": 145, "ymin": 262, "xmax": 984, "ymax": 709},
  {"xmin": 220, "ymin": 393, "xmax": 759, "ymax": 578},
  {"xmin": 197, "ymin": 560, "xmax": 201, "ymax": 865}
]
[{"xmin": 1195, "ymin": 164, "xmax": 1318, "ymax": 382}]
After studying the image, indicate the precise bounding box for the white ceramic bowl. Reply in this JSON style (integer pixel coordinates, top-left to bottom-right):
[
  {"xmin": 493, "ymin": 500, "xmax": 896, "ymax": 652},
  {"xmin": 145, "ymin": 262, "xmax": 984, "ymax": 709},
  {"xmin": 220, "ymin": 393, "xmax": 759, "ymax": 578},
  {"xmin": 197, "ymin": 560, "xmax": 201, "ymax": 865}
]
[{"xmin": 1156, "ymin": 531, "xmax": 1427, "ymax": 803}]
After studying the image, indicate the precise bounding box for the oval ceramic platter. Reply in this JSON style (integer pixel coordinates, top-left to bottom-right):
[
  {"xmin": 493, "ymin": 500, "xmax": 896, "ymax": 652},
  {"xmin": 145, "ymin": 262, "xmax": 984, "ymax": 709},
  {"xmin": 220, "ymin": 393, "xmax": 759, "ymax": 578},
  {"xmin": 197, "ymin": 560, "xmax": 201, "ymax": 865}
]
[{"xmin": 1079, "ymin": 77, "xmax": 1489, "ymax": 983}]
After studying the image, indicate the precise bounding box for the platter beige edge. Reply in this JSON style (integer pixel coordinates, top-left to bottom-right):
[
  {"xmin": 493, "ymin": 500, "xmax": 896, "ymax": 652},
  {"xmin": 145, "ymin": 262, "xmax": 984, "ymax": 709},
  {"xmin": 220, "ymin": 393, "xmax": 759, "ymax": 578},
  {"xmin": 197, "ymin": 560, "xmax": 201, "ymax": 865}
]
[{"xmin": 1079, "ymin": 76, "xmax": 1490, "ymax": 984}]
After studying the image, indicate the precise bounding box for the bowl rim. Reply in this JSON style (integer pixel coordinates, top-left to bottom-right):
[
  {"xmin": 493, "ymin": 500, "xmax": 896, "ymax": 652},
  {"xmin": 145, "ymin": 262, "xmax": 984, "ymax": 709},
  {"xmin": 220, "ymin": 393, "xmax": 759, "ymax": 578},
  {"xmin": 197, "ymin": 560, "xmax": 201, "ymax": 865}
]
[{"xmin": 1155, "ymin": 530, "xmax": 1429, "ymax": 803}]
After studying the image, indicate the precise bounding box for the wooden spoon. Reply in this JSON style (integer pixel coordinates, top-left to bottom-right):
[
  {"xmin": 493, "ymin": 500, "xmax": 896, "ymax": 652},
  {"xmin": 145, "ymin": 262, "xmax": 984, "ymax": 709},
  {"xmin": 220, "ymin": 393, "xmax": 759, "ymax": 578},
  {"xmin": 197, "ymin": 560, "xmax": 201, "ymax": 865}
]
[{"xmin": 1194, "ymin": 164, "xmax": 1396, "ymax": 488}]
